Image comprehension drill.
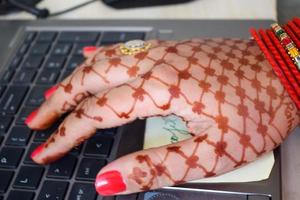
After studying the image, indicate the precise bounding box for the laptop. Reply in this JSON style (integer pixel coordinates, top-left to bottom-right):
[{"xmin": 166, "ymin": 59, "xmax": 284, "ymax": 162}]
[{"xmin": 0, "ymin": 19, "xmax": 298, "ymax": 200}]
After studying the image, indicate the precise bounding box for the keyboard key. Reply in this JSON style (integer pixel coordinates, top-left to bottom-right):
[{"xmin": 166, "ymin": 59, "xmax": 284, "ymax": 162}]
[
  {"xmin": 22, "ymin": 56, "xmax": 43, "ymax": 69},
  {"xmin": 0, "ymin": 86, "xmax": 28, "ymax": 114},
  {"xmin": 0, "ymin": 116, "xmax": 13, "ymax": 135},
  {"xmin": 101, "ymin": 32, "xmax": 126, "ymax": 44},
  {"xmin": 73, "ymin": 43, "xmax": 95, "ymax": 56},
  {"xmin": 37, "ymin": 32, "xmax": 57, "ymax": 43},
  {"xmin": 7, "ymin": 190, "xmax": 35, "ymax": 200},
  {"xmin": 101, "ymin": 32, "xmax": 144, "ymax": 44},
  {"xmin": 124, "ymin": 32, "xmax": 145, "ymax": 41},
  {"xmin": 97, "ymin": 128, "xmax": 118, "ymax": 136},
  {"xmin": 34, "ymin": 125, "xmax": 59, "ymax": 143},
  {"xmin": 26, "ymin": 86, "xmax": 47, "ymax": 106},
  {"xmin": 47, "ymin": 154, "xmax": 77, "ymax": 179},
  {"xmin": 24, "ymin": 32, "xmax": 36, "ymax": 43},
  {"xmin": 9, "ymin": 56, "xmax": 22, "ymax": 69},
  {"xmin": 0, "ymin": 170, "xmax": 14, "ymax": 193},
  {"xmin": 60, "ymin": 70, "xmax": 73, "ymax": 80},
  {"xmin": 0, "ymin": 147, "xmax": 24, "ymax": 169},
  {"xmin": 13, "ymin": 69, "xmax": 36, "ymax": 84},
  {"xmin": 84, "ymin": 136, "xmax": 113, "ymax": 158},
  {"xmin": 16, "ymin": 107, "xmax": 36, "ymax": 125},
  {"xmin": 6, "ymin": 126, "xmax": 32, "ymax": 146},
  {"xmin": 76, "ymin": 158, "xmax": 105, "ymax": 181},
  {"xmin": 29, "ymin": 43, "xmax": 50, "ymax": 55},
  {"xmin": 24, "ymin": 143, "xmax": 41, "ymax": 164},
  {"xmin": 33, "ymin": 121, "xmax": 59, "ymax": 143},
  {"xmin": 13, "ymin": 166, "xmax": 44, "ymax": 189},
  {"xmin": 38, "ymin": 181, "xmax": 68, "ymax": 200},
  {"xmin": 76, "ymin": 32, "xmax": 100, "ymax": 43},
  {"xmin": 52, "ymin": 43, "xmax": 72, "ymax": 55},
  {"xmin": 37, "ymin": 69, "xmax": 60, "ymax": 85},
  {"xmin": 0, "ymin": 70, "xmax": 14, "ymax": 84},
  {"xmin": 0, "ymin": 85, "xmax": 6, "ymax": 98},
  {"xmin": 18, "ymin": 43, "xmax": 29, "ymax": 55},
  {"xmin": 58, "ymin": 32, "xmax": 99, "ymax": 43},
  {"xmin": 45, "ymin": 56, "xmax": 66, "ymax": 69},
  {"xmin": 66, "ymin": 56, "xmax": 84, "ymax": 70},
  {"xmin": 70, "ymin": 144, "xmax": 82, "ymax": 155},
  {"xmin": 68, "ymin": 183, "xmax": 97, "ymax": 200}
]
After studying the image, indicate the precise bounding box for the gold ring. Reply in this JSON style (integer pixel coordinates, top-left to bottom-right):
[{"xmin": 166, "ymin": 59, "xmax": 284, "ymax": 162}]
[{"xmin": 119, "ymin": 40, "xmax": 151, "ymax": 55}]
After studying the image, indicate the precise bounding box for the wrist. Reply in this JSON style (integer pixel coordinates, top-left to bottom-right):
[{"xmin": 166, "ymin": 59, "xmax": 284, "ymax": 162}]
[{"xmin": 250, "ymin": 17, "xmax": 300, "ymax": 110}]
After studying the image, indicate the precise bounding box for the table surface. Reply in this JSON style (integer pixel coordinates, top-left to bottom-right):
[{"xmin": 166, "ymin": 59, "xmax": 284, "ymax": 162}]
[{"xmin": 0, "ymin": 0, "xmax": 277, "ymax": 20}]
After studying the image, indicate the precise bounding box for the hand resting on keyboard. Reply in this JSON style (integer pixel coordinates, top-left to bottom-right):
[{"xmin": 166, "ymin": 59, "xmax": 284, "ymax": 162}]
[{"xmin": 25, "ymin": 38, "xmax": 299, "ymax": 196}]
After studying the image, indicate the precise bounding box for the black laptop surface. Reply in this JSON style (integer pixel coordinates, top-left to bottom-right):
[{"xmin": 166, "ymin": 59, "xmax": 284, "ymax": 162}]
[{"xmin": 0, "ymin": 19, "xmax": 297, "ymax": 200}]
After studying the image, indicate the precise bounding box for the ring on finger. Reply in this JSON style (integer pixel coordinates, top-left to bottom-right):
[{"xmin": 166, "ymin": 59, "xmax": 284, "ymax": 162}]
[{"xmin": 119, "ymin": 39, "xmax": 151, "ymax": 55}]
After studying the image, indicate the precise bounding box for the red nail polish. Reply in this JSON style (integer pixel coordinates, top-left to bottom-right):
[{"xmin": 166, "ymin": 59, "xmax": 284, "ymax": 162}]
[
  {"xmin": 83, "ymin": 46, "xmax": 97, "ymax": 53},
  {"xmin": 95, "ymin": 170, "xmax": 126, "ymax": 196},
  {"xmin": 30, "ymin": 143, "xmax": 45, "ymax": 159},
  {"xmin": 44, "ymin": 85, "xmax": 58, "ymax": 99},
  {"xmin": 25, "ymin": 109, "xmax": 39, "ymax": 125}
]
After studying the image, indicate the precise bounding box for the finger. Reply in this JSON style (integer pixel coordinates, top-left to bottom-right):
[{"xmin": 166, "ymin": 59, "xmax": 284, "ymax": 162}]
[
  {"xmin": 94, "ymin": 123, "xmax": 291, "ymax": 196},
  {"xmin": 83, "ymin": 43, "xmax": 121, "ymax": 60},
  {"xmin": 30, "ymin": 76, "xmax": 175, "ymax": 164},
  {"xmin": 95, "ymin": 135, "xmax": 219, "ymax": 195},
  {"xmin": 83, "ymin": 46, "xmax": 97, "ymax": 58},
  {"xmin": 26, "ymin": 40, "xmax": 166, "ymax": 130}
]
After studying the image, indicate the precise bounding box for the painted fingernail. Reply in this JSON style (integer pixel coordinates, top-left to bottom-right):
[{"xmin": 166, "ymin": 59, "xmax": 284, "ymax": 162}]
[
  {"xmin": 44, "ymin": 85, "xmax": 58, "ymax": 99},
  {"xmin": 95, "ymin": 170, "xmax": 126, "ymax": 196},
  {"xmin": 31, "ymin": 143, "xmax": 45, "ymax": 159},
  {"xmin": 25, "ymin": 109, "xmax": 39, "ymax": 125},
  {"xmin": 83, "ymin": 46, "xmax": 97, "ymax": 54}
]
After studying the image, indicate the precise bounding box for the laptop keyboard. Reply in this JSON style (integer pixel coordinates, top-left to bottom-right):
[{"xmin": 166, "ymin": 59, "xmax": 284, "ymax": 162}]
[{"xmin": 0, "ymin": 30, "xmax": 145, "ymax": 200}]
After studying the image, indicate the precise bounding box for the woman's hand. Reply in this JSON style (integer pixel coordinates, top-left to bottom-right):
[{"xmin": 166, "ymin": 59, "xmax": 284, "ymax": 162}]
[{"xmin": 25, "ymin": 38, "xmax": 299, "ymax": 196}]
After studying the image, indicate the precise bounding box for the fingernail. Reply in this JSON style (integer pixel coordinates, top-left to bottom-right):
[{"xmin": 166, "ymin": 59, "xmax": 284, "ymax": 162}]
[
  {"xmin": 31, "ymin": 143, "xmax": 45, "ymax": 159},
  {"xmin": 44, "ymin": 85, "xmax": 58, "ymax": 99},
  {"xmin": 25, "ymin": 109, "xmax": 39, "ymax": 125},
  {"xmin": 83, "ymin": 46, "xmax": 97, "ymax": 54},
  {"xmin": 95, "ymin": 170, "xmax": 126, "ymax": 196}
]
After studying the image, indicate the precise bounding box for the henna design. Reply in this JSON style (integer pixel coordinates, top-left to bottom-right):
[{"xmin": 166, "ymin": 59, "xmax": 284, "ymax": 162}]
[
  {"xmin": 44, "ymin": 125, "xmax": 65, "ymax": 148},
  {"xmin": 284, "ymin": 102, "xmax": 297, "ymax": 134},
  {"xmin": 42, "ymin": 38, "xmax": 298, "ymax": 189},
  {"xmin": 61, "ymin": 92, "xmax": 90, "ymax": 112},
  {"xmin": 128, "ymin": 167, "xmax": 148, "ymax": 185},
  {"xmin": 74, "ymin": 105, "xmax": 103, "ymax": 122},
  {"xmin": 107, "ymin": 39, "xmax": 296, "ymax": 190}
]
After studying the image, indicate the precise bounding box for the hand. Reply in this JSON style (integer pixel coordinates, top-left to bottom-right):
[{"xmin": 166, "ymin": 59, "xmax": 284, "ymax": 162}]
[{"xmin": 26, "ymin": 38, "xmax": 299, "ymax": 196}]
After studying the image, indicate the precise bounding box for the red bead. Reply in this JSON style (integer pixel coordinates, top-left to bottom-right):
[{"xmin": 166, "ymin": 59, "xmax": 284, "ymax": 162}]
[{"xmin": 281, "ymin": 37, "xmax": 292, "ymax": 46}]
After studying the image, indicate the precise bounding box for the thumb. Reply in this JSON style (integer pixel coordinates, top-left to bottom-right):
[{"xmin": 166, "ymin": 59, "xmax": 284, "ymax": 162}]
[{"xmin": 94, "ymin": 132, "xmax": 242, "ymax": 196}]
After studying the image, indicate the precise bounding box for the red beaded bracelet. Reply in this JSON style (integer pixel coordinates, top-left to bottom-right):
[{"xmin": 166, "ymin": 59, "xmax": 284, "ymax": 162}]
[
  {"xmin": 250, "ymin": 17, "xmax": 300, "ymax": 109},
  {"xmin": 271, "ymin": 23, "xmax": 300, "ymax": 70}
]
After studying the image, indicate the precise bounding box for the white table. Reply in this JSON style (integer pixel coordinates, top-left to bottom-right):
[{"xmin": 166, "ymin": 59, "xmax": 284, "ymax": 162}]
[{"xmin": 0, "ymin": 0, "xmax": 277, "ymax": 20}]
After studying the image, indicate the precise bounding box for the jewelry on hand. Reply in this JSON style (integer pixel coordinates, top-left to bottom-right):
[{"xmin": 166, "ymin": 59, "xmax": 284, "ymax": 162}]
[{"xmin": 119, "ymin": 40, "xmax": 151, "ymax": 55}]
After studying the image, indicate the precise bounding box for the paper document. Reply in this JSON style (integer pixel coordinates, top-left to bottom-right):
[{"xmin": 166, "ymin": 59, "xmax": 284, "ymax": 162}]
[{"xmin": 144, "ymin": 115, "xmax": 274, "ymax": 183}]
